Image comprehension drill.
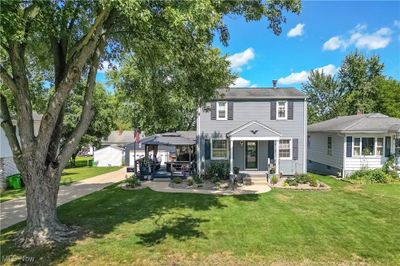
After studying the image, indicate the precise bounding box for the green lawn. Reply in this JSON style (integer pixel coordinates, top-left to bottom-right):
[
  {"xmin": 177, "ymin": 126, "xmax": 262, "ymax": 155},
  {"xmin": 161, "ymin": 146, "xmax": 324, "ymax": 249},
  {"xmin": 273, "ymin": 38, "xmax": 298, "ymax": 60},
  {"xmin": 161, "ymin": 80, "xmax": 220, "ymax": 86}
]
[
  {"xmin": 1, "ymin": 174, "xmax": 399, "ymax": 265},
  {"xmin": 0, "ymin": 166, "xmax": 121, "ymax": 203}
]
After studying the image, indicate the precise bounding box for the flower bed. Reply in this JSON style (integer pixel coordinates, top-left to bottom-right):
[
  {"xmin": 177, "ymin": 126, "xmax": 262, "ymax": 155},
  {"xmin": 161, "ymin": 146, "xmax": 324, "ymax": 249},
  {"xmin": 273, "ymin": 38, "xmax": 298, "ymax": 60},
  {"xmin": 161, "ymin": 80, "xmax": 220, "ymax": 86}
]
[{"xmin": 273, "ymin": 174, "xmax": 330, "ymax": 191}]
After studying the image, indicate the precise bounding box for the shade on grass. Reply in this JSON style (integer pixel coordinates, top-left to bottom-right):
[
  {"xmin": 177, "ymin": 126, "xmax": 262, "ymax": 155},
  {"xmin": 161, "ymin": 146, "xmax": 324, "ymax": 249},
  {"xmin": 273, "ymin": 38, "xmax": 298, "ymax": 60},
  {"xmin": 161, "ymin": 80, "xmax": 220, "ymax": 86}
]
[
  {"xmin": 0, "ymin": 166, "xmax": 121, "ymax": 203},
  {"xmin": 1, "ymin": 175, "xmax": 399, "ymax": 265}
]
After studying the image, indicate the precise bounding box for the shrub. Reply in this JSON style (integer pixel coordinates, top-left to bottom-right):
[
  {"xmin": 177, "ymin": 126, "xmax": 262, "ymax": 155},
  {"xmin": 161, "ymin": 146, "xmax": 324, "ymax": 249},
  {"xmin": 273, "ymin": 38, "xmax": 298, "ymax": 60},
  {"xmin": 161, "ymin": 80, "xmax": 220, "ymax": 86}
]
[
  {"xmin": 233, "ymin": 166, "xmax": 240, "ymax": 174},
  {"xmin": 125, "ymin": 174, "xmax": 141, "ymax": 188},
  {"xmin": 206, "ymin": 161, "xmax": 230, "ymax": 181},
  {"xmin": 286, "ymin": 178, "xmax": 298, "ymax": 187},
  {"xmin": 271, "ymin": 175, "xmax": 279, "ymax": 185},
  {"xmin": 192, "ymin": 174, "xmax": 204, "ymax": 184},
  {"xmin": 309, "ymin": 175, "xmax": 318, "ymax": 187},
  {"xmin": 294, "ymin": 174, "xmax": 310, "ymax": 184},
  {"xmin": 172, "ymin": 177, "xmax": 183, "ymax": 184},
  {"xmin": 349, "ymin": 169, "xmax": 390, "ymax": 184},
  {"xmin": 187, "ymin": 178, "xmax": 194, "ymax": 186}
]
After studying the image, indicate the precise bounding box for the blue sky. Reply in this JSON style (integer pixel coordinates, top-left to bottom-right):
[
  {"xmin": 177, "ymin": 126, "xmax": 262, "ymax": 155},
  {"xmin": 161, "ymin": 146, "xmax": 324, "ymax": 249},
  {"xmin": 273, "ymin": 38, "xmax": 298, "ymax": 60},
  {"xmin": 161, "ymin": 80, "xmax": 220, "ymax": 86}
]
[
  {"xmin": 98, "ymin": 1, "xmax": 400, "ymax": 89},
  {"xmin": 214, "ymin": 1, "xmax": 400, "ymax": 89}
]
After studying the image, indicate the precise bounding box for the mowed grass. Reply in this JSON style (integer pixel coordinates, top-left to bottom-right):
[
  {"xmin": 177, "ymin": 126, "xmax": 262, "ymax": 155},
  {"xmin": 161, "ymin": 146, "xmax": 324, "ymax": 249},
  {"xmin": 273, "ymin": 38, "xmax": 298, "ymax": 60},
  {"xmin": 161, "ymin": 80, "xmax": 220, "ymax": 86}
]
[
  {"xmin": 1, "ymin": 175, "xmax": 399, "ymax": 265},
  {"xmin": 0, "ymin": 166, "xmax": 121, "ymax": 203}
]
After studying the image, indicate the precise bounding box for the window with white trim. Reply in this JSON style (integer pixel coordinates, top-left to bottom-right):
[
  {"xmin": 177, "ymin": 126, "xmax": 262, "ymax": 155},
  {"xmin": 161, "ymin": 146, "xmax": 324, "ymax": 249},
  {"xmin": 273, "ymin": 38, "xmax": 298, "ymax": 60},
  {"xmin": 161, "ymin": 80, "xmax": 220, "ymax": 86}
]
[
  {"xmin": 327, "ymin": 136, "xmax": 332, "ymax": 156},
  {"xmin": 279, "ymin": 139, "xmax": 291, "ymax": 159},
  {"xmin": 376, "ymin": 138, "xmax": 383, "ymax": 155},
  {"xmin": 216, "ymin": 101, "xmax": 227, "ymax": 120},
  {"xmin": 277, "ymin": 101, "xmax": 288, "ymax": 120},
  {"xmin": 211, "ymin": 139, "xmax": 227, "ymax": 159},
  {"xmin": 353, "ymin": 138, "xmax": 361, "ymax": 156},
  {"xmin": 362, "ymin": 137, "xmax": 375, "ymax": 156}
]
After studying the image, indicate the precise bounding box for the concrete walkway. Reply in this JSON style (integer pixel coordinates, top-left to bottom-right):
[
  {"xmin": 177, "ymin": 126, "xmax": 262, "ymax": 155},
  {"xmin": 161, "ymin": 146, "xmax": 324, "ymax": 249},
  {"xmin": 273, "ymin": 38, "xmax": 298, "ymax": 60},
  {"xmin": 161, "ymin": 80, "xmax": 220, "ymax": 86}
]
[
  {"xmin": 142, "ymin": 181, "xmax": 271, "ymax": 195},
  {"xmin": 0, "ymin": 167, "xmax": 126, "ymax": 230}
]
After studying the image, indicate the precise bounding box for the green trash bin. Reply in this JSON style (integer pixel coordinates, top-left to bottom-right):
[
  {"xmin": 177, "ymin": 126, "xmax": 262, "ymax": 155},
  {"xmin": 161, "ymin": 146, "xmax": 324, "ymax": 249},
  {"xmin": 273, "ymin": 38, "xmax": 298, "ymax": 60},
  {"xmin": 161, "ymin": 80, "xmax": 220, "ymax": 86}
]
[{"xmin": 7, "ymin": 174, "xmax": 22, "ymax": 189}]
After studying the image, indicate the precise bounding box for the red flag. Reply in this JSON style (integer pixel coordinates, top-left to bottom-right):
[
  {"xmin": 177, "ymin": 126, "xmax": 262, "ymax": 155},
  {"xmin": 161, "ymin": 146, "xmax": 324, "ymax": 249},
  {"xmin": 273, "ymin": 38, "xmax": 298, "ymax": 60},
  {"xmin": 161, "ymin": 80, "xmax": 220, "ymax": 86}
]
[{"xmin": 134, "ymin": 129, "xmax": 140, "ymax": 143}]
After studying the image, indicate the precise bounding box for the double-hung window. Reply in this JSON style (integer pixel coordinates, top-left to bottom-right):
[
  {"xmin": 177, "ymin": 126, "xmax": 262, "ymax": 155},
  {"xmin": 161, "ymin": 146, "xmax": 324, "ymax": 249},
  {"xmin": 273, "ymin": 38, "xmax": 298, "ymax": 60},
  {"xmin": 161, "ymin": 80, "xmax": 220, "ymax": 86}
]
[
  {"xmin": 277, "ymin": 101, "xmax": 287, "ymax": 120},
  {"xmin": 211, "ymin": 139, "xmax": 227, "ymax": 159},
  {"xmin": 376, "ymin": 138, "xmax": 384, "ymax": 155},
  {"xmin": 216, "ymin": 101, "xmax": 227, "ymax": 120},
  {"xmin": 279, "ymin": 139, "xmax": 291, "ymax": 159},
  {"xmin": 353, "ymin": 137, "xmax": 382, "ymax": 156},
  {"xmin": 327, "ymin": 136, "xmax": 332, "ymax": 156}
]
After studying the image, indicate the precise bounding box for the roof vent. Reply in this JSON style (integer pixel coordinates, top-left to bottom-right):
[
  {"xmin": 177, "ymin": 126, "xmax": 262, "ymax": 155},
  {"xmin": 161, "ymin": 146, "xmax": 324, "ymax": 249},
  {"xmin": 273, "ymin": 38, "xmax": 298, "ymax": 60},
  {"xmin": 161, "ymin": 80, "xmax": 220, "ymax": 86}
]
[{"xmin": 272, "ymin": 79, "xmax": 277, "ymax": 89}]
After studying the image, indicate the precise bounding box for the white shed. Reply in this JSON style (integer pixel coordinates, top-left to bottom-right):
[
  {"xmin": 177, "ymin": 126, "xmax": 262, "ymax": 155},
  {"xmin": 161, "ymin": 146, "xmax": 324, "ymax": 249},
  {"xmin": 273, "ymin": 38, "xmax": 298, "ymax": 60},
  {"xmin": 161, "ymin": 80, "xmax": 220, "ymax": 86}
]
[{"xmin": 94, "ymin": 146, "xmax": 124, "ymax": 167}]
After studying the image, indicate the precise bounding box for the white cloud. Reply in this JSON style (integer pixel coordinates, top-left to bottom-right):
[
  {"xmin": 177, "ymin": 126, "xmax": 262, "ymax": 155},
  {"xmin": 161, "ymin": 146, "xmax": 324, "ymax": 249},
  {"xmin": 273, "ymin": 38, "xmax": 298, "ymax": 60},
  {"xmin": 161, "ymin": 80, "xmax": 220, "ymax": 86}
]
[
  {"xmin": 322, "ymin": 36, "xmax": 344, "ymax": 51},
  {"xmin": 230, "ymin": 77, "xmax": 251, "ymax": 87},
  {"xmin": 278, "ymin": 64, "xmax": 338, "ymax": 85},
  {"xmin": 322, "ymin": 25, "xmax": 392, "ymax": 51},
  {"xmin": 287, "ymin": 23, "xmax": 305, "ymax": 37},
  {"xmin": 394, "ymin": 20, "xmax": 400, "ymax": 28},
  {"xmin": 227, "ymin": 48, "xmax": 255, "ymax": 71}
]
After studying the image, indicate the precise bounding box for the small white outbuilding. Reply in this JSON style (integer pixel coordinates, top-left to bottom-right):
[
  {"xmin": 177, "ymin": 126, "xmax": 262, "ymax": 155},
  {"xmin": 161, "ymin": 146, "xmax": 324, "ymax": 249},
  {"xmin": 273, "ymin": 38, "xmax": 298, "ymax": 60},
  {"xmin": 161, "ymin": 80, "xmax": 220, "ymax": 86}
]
[{"xmin": 93, "ymin": 146, "xmax": 124, "ymax": 167}]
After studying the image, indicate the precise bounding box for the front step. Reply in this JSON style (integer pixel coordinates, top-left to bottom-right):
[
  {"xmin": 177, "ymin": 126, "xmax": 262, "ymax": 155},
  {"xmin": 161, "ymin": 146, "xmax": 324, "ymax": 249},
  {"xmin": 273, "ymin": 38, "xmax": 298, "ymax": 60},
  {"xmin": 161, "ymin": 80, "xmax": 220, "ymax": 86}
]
[{"xmin": 244, "ymin": 176, "xmax": 269, "ymax": 185}]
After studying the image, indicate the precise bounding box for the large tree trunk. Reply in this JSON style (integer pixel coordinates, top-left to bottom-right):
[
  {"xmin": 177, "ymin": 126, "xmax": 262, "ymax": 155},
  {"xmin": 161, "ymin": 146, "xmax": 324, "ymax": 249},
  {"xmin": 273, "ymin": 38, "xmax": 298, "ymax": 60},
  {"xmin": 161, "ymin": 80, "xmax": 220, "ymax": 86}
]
[{"xmin": 16, "ymin": 163, "xmax": 77, "ymax": 247}]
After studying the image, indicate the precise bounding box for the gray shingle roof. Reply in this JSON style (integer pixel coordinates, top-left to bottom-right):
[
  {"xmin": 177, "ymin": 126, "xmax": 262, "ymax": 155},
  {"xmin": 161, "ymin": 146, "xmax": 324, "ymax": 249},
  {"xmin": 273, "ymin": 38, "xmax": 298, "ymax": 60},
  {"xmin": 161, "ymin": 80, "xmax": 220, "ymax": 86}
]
[
  {"xmin": 308, "ymin": 113, "xmax": 400, "ymax": 133},
  {"xmin": 215, "ymin": 87, "xmax": 306, "ymax": 100},
  {"xmin": 102, "ymin": 130, "xmax": 136, "ymax": 145}
]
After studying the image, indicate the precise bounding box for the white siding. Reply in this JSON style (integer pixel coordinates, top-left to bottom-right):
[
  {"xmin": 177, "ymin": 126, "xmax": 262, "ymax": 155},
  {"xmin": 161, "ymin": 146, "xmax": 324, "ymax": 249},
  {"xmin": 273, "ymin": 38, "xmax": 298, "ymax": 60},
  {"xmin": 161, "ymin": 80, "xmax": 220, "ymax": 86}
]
[
  {"xmin": 343, "ymin": 133, "xmax": 394, "ymax": 176},
  {"xmin": 94, "ymin": 146, "xmax": 123, "ymax": 167},
  {"xmin": 308, "ymin": 132, "xmax": 344, "ymax": 169}
]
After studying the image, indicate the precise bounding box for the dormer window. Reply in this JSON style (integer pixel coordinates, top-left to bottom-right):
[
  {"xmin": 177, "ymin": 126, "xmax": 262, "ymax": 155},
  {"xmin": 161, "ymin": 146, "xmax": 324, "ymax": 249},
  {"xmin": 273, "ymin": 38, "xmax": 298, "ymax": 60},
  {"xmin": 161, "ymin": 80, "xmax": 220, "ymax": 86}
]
[
  {"xmin": 277, "ymin": 101, "xmax": 288, "ymax": 120},
  {"xmin": 217, "ymin": 101, "xmax": 228, "ymax": 120}
]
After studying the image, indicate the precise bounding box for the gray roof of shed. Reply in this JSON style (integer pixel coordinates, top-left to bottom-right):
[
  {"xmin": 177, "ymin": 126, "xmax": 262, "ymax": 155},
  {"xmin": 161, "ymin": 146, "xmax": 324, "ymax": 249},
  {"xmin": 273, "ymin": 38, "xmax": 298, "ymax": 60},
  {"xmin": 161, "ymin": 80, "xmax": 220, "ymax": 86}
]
[
  {"xmin": 141, "ymin": 132, "xmax": 196, "ymax": 146},
  {"xmin": 102, "ymin": 130, "xmax": 135, "ymax": 145},
  {"xmin": 308, "ymin": 113, "xmax": 400, "ymax": 133},
  {"xmin": 215, "ymin": 87, "xmax": 306, "ymax": 100}
]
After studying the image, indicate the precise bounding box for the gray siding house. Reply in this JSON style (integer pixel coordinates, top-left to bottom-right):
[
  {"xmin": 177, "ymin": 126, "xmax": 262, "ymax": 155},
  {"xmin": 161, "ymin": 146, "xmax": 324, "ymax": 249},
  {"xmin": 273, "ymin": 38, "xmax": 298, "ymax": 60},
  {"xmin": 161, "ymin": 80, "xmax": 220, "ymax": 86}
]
[
  {"xmin": 196, "ymin": 87, "xmax": 307, "ymax": 175},
  {"xmin": 308, "ymin": 113, "xmax": 400, "ymax": 177}
]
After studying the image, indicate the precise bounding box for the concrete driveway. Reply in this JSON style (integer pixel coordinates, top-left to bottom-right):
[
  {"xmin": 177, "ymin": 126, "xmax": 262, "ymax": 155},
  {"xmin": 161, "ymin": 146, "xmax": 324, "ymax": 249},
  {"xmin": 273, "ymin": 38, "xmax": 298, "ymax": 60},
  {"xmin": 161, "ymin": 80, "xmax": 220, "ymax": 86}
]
[{"xmin": 0, "ymin": 167, "xmax": 126, "ymax": 230}]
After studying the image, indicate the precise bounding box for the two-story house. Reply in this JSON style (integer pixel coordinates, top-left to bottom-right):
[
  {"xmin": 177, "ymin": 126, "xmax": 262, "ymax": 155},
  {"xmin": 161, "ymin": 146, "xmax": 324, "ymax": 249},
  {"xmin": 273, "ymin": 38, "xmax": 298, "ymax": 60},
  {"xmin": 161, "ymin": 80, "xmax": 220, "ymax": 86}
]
[{"xmin": 196, "ymin": 87, "xmax": 307, "ymax": 176}]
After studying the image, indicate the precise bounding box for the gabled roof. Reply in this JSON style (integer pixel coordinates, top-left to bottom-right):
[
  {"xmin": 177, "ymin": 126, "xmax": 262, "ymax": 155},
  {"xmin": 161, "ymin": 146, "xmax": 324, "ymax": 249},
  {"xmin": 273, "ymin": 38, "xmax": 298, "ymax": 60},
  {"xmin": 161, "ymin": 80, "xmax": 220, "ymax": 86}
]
[
  {"xmin": 102, "ymin": 130, "xmax": 136, "ymax": 145},
  {"xmin": 308, "ymin": 113, "xmax": 400, "ymax": 133},
  {"xmin": 227, "ymin": 121, "xmax": 282, "ymax": 137},
  {"xmin": 215, "ymin": 87, "xmax": 306, "ymax": 100}
]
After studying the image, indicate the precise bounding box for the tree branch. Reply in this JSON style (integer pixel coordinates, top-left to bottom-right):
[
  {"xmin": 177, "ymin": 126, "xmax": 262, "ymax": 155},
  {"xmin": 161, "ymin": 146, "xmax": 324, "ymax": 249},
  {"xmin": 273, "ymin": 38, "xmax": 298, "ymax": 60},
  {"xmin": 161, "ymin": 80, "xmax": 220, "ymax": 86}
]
[
  {"xmin": 57, "ymin": 37, "xmax": 106, "ymax": 170},
  {"xmin": 36, "ymin": 8, "xmax": 114, "ymax": 158},
  {"xmin": 0, "ymin": 94, "xmax": 22, "ymax": 167},
  {"xmin": 0, "ymin": 66, "xmax": 18, "ymax": 92}
]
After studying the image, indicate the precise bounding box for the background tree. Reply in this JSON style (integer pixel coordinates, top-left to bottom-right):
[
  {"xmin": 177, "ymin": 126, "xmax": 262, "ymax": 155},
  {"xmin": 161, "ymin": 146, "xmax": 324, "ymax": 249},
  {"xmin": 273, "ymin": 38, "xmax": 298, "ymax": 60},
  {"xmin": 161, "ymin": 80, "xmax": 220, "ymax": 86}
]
[
  {"xmin": 375, "ymin": 77, "xmax": 400, "ymax": 118},
  {"xmin": 302, "ymin": 70, "xmax": 342, "ymax": 123},
  {"xmin": 63, "ymin": 83, "xmax": 114, "ymax": 166},
  {"xmin": 303, "ymin": 51, "xmax": 390, "ymax": 123},
  {"xmin": 108, "ymin": 47, "xmax": 234, "ymax": 134},
  {"xmin": 338, "ymin": 51, "xmax": 384, "ymax": 114},
  {"xmin": 0, "ymin": 0, "xmax": 301, "ymax": 246}
]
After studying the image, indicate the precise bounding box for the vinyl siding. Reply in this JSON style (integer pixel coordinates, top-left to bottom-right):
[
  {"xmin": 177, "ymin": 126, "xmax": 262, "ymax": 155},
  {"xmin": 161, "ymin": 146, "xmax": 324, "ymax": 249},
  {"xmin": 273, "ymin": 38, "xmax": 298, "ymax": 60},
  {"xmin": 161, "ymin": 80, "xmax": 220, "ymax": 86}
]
[
  {"xmin": 307, "ymin": 132, "xmax": 344, "ymax": 170},
  {"xmin": 198, "ymin": 100, "xmax": 306, "ymax": 174}
]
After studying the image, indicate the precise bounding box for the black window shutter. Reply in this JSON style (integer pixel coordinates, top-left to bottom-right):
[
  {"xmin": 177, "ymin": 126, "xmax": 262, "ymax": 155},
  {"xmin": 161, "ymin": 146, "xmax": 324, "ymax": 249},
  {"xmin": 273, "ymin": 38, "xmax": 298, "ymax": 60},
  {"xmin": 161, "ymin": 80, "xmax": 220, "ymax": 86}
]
[
  {"xmin": 270, "ymin": 101, "xmax": 276, "ymax": 120},
  {"xmin": 346, "ymin": 136, "xmax": 352, "ymax": 157},
  {"xmin": 228, "ymin": 102, "xmax": 233, "ymax": 120},
  {"xmin": 292, "ymin": 138, "xmax": 298, "ymax": 160},
  {"xmin": 385, "ymin": 136, "xmax": 391, "ymax": 157},
  {"xmin": 288, "ymin": 101, "xmax": 294, "ymax": 120},
  {"xmin": 210, "ymin": 102, "xmax": 216, "ymax": 120},
  {"xmin": 205, "ymin": 139, "xmax": 211, "ymax": 160},
  {"xmin": 268, "ymin": 141, "xmax": 275, "ymax": 160}
]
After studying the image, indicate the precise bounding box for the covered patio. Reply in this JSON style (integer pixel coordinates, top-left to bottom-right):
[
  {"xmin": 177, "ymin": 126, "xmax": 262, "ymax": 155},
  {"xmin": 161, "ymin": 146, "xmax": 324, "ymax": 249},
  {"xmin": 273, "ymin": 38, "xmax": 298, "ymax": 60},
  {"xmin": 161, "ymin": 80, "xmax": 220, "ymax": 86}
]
[{"xmin": 135, "ymin": 132, "xmax": 196, "ymax": 178}]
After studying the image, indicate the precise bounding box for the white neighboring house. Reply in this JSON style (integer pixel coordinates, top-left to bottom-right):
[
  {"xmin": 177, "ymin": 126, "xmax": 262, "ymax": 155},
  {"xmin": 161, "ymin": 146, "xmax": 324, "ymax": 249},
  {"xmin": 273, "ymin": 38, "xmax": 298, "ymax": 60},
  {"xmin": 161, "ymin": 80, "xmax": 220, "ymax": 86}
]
[
  {"xmin": 308, "ymin": 113, "xmax": 400, "ymax": 177},
  {"xmin": 0, "ymin": 112, "xmax": 43, "ymax": 190},
  {"xmin": 93, "ymin": 146, "xmax": 124, "ymax": 167}
]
